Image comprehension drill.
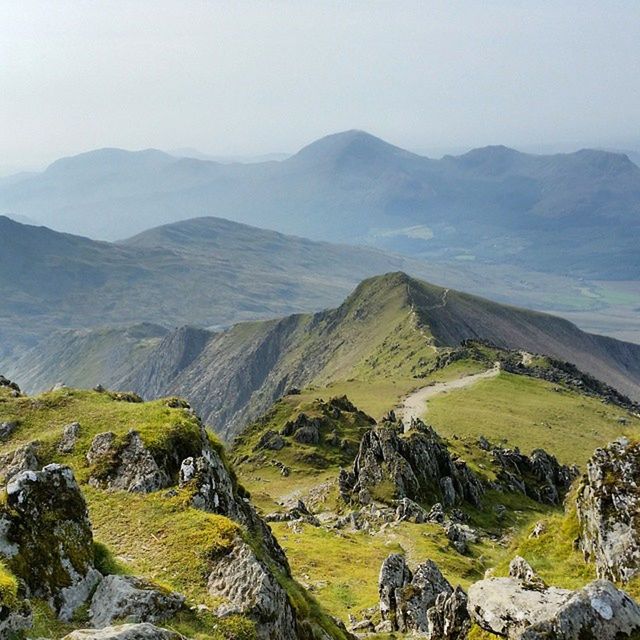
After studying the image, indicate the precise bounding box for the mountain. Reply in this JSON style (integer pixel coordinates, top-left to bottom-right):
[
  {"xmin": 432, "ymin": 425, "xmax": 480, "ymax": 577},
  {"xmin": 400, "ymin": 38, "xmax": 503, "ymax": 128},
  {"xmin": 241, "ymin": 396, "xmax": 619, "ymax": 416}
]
[
  {"xmin": 1, "ymin": 131, "xmax": 639, "ymax": 280},
  {"xmin": 103, "ymin": 273, "xmax": 640, "ymax": 440},
  {"xmin": 0, "ymin": 215, "xmax": 443, "ymax": 357}
]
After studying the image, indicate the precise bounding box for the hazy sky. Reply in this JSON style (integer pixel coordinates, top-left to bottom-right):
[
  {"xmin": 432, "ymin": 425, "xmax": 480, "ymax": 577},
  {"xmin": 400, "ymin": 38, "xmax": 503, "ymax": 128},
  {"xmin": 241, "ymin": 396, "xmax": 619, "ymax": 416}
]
[{"xmin": 2, "ymin": 1, "xmax": 640, "ymax": 170}]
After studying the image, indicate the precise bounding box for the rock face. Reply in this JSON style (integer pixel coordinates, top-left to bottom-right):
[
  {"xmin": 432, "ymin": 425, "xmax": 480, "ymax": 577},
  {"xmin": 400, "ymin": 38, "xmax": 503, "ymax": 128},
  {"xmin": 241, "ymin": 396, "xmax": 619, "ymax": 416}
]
[
  {"xmin": 89, "ymin": 575, "xmax": 185, "ymax": 628},
  {"xmin": 208, "ymin": 536, "xmax": 298, "ymax": 640},
  {"xmin": 378, "ymin": 554, "xmax": 469, "ymax": 637},
  {"xmin": 468, "ymin": 558, "xmax": 640, "ymax": 639},
  {"xmin": 63, "ymin": 623, "xmax": 180, "ymax": 639},
  {"xmin": 340, "ymin": 420, "xmax": 483, "ymax": 508},
  {"xmin": 576, "ymin": 438, "xmax": 640, "ymax": 583},
  {"xmin": 87, "ymin": 431, "xmax": 170, "ymax": 492},
  {"xmin": 0, "ymin": 464, "xmax": 101, "ymax": 621},
  {"xmin": 491, "ymin": 446, "xmax": 577, "ymax": 505}
]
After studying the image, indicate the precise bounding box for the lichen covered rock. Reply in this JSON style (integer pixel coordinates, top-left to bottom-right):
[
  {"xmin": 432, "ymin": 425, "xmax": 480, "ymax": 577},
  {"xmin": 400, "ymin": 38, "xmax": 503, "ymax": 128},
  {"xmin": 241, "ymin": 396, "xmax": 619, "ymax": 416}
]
[
  {"xmin": 87, "ymin": 431, "xmax": 170, "ymax": 493},
  {"xmin": 63, "ymin": 623, "xmax": 180, "ymax": 639},
  {"xmin": 469, "ymin": 561, "xmax": 640, "ymax": 640},
  {"xmin": 89, "ymin": 575, "xmax": 185, "ymax": 628},
  {"xmin": 491, "ymin": 446, "xmax": 577, "ymax": 505},
  {"xmin": 0, "ymin": 441, "xmax": 39, "ymax": 483},
  {"xmin": 378, "ymin": 554, "xmax": 467, "ymax": 636},
  {"xmin": 577, "ymin": 438, "xmax": 640, "ymax": 583},
  {"xmin": 0, "ymin": 464, "xmax": 101, "ymax": 620},
  {"xmin": 341, "ymin": 420, "xmax": 484, "ymax": 508},
  {"xmin": 208, "ymin": 536, "xmax": 298, "ymax": 640}
]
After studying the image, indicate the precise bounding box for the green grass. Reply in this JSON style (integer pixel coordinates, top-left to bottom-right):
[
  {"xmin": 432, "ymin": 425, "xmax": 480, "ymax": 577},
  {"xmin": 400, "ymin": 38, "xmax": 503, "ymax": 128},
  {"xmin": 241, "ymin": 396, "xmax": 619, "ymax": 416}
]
[{"xmin": 427, "ymin": 372, "xmax": 640, "ymax": 467}]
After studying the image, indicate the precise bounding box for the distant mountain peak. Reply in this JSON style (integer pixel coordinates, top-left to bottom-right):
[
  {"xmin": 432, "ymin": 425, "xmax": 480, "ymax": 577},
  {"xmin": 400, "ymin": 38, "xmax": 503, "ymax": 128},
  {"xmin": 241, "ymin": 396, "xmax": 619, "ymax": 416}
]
[{"xmin": 291, "ymin": 130, "xmax": 417, "ymax": 166}]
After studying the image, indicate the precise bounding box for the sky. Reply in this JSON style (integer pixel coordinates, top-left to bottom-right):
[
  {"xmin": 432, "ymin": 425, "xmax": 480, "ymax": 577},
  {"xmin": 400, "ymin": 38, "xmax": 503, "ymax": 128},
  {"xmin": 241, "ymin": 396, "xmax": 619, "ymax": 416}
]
[{"xmin": 2, "ymin": 1, "xmax": 640, "ymax": 171}]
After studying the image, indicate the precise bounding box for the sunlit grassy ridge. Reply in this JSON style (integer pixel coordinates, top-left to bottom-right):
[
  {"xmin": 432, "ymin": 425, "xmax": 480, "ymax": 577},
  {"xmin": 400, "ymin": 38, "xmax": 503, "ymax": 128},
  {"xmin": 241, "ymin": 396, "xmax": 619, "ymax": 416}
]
[{"xmin": 427, "ymin": 371, "xmax": 640, "ymax": 467}]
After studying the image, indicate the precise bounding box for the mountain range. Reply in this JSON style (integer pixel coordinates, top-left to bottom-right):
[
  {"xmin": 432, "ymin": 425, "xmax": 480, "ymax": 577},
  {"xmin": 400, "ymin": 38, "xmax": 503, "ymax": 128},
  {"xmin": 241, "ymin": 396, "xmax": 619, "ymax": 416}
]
[
  {"xmin": 2, "ymin": 130, "xmax": 639, "ymax": 280},
  {"xmin": 11, "ymin": 272, "xmax": 640, "ymax": 440},
  {"xmin": 0, "ymin": 214, "xmax": 438, "ymax": 356}
]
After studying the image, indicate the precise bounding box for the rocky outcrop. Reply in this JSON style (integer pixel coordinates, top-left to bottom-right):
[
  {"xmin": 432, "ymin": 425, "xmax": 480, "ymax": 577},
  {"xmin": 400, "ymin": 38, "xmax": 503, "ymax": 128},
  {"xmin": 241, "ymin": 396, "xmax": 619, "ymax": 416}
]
[
  {"xmin": 63, "ymin": 623, "xmax": 180, "ymax": 639},
  {"xmin": 87, "ymin": 431, "xmax": 170, "ymax": 492},
  {"xmin": 208, "ymin": 536, "xmax": 298, "ymax": 640},
  {"xmin": 0, "ymin": 464, "xmax": 101, "ymax": 621},
  {"xmin": 577, "ymin": 438, "xmax": 640, "ymax": 583},
  {"xmin": 89, "ymin": 575, "xmax": 185, "ymax": 628},
  {"xmin": 0, "ymin": 376, "xmax": 20, "ymax": 397},
  {"xmin": 340, "ymin": 420, "xmax": 483, "ymax": 508},
  {"xmin": 0, "ymin": 441, "xmax": 39, "ymax": 483},
  {"xmin": 378, "ymin": 554, "xmax": 468, "ymax": 636},
  {"xmin": 468, "ymin": 557, "xmax": 640, "ymax": 639},
  {"xmin": 491, "ymin": 446, "xmax": 577, "ymax": 505}
]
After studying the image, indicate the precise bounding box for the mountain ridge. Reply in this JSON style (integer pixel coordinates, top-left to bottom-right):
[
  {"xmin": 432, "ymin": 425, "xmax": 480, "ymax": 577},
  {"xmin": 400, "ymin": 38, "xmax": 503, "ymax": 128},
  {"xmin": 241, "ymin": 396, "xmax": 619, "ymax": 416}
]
[{"xmin": 2, "ymin": 130, "xmax": 638, "ymax": 281}]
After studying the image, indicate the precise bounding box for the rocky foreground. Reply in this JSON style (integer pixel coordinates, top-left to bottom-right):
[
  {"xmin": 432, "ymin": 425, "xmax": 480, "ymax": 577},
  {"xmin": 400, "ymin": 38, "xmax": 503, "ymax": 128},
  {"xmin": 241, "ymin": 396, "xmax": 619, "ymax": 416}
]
[{"xmin": 0, "ymin": 374, "xmax": 639, "ymax": 639}]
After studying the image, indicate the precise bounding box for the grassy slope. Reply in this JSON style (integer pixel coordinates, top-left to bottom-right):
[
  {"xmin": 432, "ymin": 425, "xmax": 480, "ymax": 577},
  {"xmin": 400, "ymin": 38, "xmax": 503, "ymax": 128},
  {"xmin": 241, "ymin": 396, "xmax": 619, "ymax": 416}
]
[
  {"xmin": 426, "ymin": 371, "xmax": 640, "ymax": 467},
  {"xmin": 0, "ymin": 386, "xmax": 347, "ymax": 640},
  {"xmin": 232, "ymin": 353, "xmax": 640, "ymax": 635}
]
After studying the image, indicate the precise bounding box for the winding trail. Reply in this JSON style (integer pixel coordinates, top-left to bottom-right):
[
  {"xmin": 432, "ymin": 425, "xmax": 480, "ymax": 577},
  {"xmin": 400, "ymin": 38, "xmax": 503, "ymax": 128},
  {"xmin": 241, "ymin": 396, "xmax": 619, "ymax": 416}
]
[{"xmin": 399, "ymin": 364, "xmax": 500, "ymax": 425}]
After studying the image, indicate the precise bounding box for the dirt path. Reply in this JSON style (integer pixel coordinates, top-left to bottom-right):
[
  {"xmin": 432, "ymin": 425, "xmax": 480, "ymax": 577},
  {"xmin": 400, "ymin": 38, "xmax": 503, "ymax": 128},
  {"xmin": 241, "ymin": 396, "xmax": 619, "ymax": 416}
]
[{"xmin": 399, "ymin": 364, "xmax": 500, "ymax": 425}]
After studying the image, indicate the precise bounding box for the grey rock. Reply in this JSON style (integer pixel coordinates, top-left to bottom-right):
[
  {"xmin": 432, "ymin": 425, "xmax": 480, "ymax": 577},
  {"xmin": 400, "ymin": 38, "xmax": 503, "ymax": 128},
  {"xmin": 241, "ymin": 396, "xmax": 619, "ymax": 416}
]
[
  {"xmin": 341, "ymin": 420, "xmax": 484, "ymax": 508},
  {"xmin": 492, "ymin": 447, "xmax": 577, "ymax": 506},
  {"xmin": 0, "ymin": 464, "xmax": 101, "ymax": 621},
  {"xmin": 253, "ymin": 429, "xmax": 285, "ymax": 451},
  {"xmin": 58, "ymin": 422, "xmax": 81, "ymax": 454},
  {"xmin": 468, "ymin": 576, "xmax": 573, "ymax": 637},
  {"xmin": 87, "ymin": 431, "xmax": 169, "ymax": 493},
  {"xmin": 577, "ymin": 438, "xmax": 640, "ymax": 583},
  {"xmin": 379, "ymin": 554, "xmax": 412, "ymax": 627},
  {"xmin": 63, "ymin": 623, "xmax": 180, "ymax": 639},
  {"xmin": 0, "ymin": 421, "xmax": 18, "ymax": 441},
  {"xmin": 89, "ymin": 575, "xmax": 185, "ymax": 628},
  {"xmin": 379, "ymin": 554, "xmax": 456, "ymax": 634},
  {"xmin": 0, "ymin": 441, "xmax": 39, "ymax": 483},
  {"xmin": 445, "ymin": 523, "xmax": 479, "ymax": 555},
  {"xmin": 509, "ymin": 556, "xmax": 546, "ymax": 590},
  {"xmin": 208, "ymin": 536, "xmax": 298, "ymax": 640},
  {"xmin": 469, "ymin": 570, "xmax": 640, "ymax": 640},
  {"xmin": 395, "ymin": 497, "xmax": 429, "ymax": 523},
  {"xmin": 426, "ymin": 586, "xmax": 471, "ymax": 639},
  {"xmin": 520, "ymin": 579, "xmax": 640, "ymax": 640}
]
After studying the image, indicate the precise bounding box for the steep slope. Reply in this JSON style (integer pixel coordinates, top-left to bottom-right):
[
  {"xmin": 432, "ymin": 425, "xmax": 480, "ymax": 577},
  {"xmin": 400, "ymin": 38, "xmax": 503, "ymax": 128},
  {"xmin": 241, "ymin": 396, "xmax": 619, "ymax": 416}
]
[
  {"xmin": 117, "ymin": 273, "xmax": 640, "ymax": 440},
  {"xmin": 0, "ymin": 215, "xmax": 437, "ymax": 356},
  {"xmin": 0, "ymin": 380, "xmax": 351, "ymax": 639},
  {"xmin": 1, "ymin": 131, "xmax": 639, "ymax": 279}
]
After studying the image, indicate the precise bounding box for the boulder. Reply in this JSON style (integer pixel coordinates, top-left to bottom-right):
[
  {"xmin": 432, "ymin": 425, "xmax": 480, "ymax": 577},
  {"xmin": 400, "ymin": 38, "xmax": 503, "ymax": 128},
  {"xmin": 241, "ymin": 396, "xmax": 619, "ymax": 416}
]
[
  {"xmin": 87, "ymin": 431, "xmax": 170, "ymax": 493},
  {"xmin": 468, "ymin": 577, "xmax": 573, "ymax": 637},
  {"xmin": 63, "ymin": 623, "xmax": 180, "ymax": 639},
  {"xmin": 576, "ymin": 438, "xmax": 640, "ymax": 582},
  {"xmin": 378, "ymin": 554, "xmax": 460, "ymax": 634},
  {"xmin": 0, "ymin": 441, "xmax": 39, "ymax": 483},
  {"xmin": 520, "ymin": 579, "xmax": 640, "ymax": 640},
  {"xmin": 468, "ymin": 566, "xmax": 640, "ymax": 639},
  {"xmin": 89, "ymin": 575, "xmax": 185, "ymax": 628},
  {"xmin": 253, "ymin": 430, "xmax": 285, "ymax": 451},
  {"xmin": 395, "ymin": 497, "xmax": 429, "ymax": 523},
  {"xmin": 425, "ymin": 586, "xmax": 471, "ymax": 639},
  {"xmin": 0, "ymin": 464, "xmax": 101, "ymax": 621},
  {"xmin": 59, "ymin": 422, "xmax": 81, "ymax": 454},
  {"xmin": 207, "ymin": 536, "xmax": 298, "ymax": 640}
]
